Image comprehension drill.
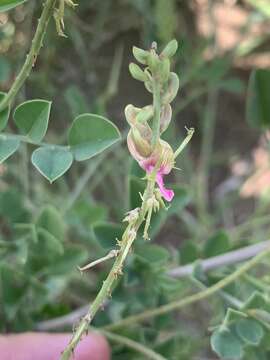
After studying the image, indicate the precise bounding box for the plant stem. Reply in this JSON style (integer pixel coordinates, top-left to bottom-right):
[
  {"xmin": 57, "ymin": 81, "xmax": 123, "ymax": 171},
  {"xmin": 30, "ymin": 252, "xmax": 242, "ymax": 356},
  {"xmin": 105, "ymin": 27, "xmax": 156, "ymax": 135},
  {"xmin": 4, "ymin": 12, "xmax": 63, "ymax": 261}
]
[
  {"xmin": 0, "ymin": 0, "xmax": 56, "ymax": 112},
  {"xmin": 100, "ymin": 329, "xmax": 167, "ymax": 360},
  {"xmin": 151, "ymin": 79, "xmax": 161, "ymax": 148},
  {"xmin": 60, "ymin": 177, "xmax": 156, "ymax": 360},
  {"xmin": 103, "ymin": 244, "xmax": 270, "ymax": 331}
]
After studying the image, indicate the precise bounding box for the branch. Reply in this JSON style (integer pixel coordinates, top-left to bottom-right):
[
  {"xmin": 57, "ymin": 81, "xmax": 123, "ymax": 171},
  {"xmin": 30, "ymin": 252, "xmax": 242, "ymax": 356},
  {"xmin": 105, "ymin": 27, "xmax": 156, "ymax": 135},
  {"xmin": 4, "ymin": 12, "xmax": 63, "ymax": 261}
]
[
  {"xmin": 35, "ymin": 240, "xmax": 270, "ymax": 332},
  {"xmin": 0, "ymin": 0, "xmax": 57, "ymax": 112},
  {"xmin": 167, "ymin": 240, "xmax": 270, "ymax": 278},
  {"xmin": 104, "ymin": 243, "xmax": 270, "ymax": 331}
]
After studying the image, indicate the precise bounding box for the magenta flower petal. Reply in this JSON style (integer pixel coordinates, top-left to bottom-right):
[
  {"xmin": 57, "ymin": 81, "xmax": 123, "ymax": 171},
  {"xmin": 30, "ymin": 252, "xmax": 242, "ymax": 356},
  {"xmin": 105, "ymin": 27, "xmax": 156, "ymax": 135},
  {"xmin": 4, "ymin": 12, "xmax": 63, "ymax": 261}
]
[{"xmin": 156, "ymin": 172, "xmax": 174, "ymax": 202}]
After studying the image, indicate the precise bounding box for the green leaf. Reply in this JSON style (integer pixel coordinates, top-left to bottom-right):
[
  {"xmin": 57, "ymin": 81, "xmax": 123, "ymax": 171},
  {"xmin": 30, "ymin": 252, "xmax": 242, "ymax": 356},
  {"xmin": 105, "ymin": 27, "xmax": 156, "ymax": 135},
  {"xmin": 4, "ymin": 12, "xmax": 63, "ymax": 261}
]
[
  {"xmin": 93, "ymin": 222, "xmax": 124, "ymax": 250},
  {"xmin": 211, "ymin": 329, "xmax": 243, "ymax": 359},
  {"xmin": 135, "ymin": 243, "xmax": 170, "ymax": 266},
  {"xmin": 0, "ymin": 0, "xmax": 27, "ymax": 12},
  {"xmin": 236, "ymin": 319, "xmax": 264, "ymax": 345},
  {"xmin": 224, "ymin": 308, "xmax": 247, "ymax": 325},
  {"xmin": 243, "ymin": 291, "xmax": 270, "ymax": 312},
  {"xmin": 0, "ymin": 134, "xmax": 20, "ymax": 163},
  {"xmin": 31, "ymin": 146, "xmax": 73, "ymax": 182},
  {"xmin": 0, "ymin": 92, "xmax": 10, "ymax": 131},
  {"xmin": 204, "ymin": 230, "xmax": 230, "ymax": 258},
  {"xmin": 14, "ymin": 99, "xmax": 51, "ymax": 142},
  {"xmin": 36, "ymin": 205, "xmax": 65, "ymax": 241},
  {"xmin": 36, "ymin": 227, "xmax": 64, "ymax": 256},
  {"xmin": 68, "ymin": 113, "xmax": 121, "ymax": 161},
  {"xmin": 246, "ymin": 69, "xmax": 270, "ymax": 129}
]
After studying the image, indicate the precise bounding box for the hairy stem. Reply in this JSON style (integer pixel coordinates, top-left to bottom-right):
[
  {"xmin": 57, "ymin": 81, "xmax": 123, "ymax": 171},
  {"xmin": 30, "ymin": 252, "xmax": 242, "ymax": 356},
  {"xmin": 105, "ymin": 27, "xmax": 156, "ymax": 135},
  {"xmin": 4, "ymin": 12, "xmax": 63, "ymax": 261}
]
[
  {"xmin": 0, "ymin": 0, "xmax": 56, "ymax": 112},
  {"xmin": 103, "ymin": 244, "xmax": 270, "ymax": 331},
  {"xmin": 60, "ymin": 176, "xmax": 156, "ymax": 360},
  {"xmin": 151, "ymin": 79, "xmax": 161, "ymax": 148}
]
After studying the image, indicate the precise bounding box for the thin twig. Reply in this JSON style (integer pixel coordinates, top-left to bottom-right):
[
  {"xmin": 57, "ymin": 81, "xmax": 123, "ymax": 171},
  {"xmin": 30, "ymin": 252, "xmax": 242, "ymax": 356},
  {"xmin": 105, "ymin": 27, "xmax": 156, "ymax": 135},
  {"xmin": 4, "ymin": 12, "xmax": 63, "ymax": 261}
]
[
  {"xmin": 0, "ymin": 0, "xmax": 57, "ymax": 111},
  {"xmin": 35, "ymin": 240, "xmax": 270, "ymax": 332},
  {"xmin": 60, "ymin": 176, "xmax": 157, "ymax": 360},
  {"xmin": 100, "ymin": 329, "xmax": 167, "ymax": 360},
  {"xmin": 167, "ymin": 240, "xmax": 270, "ymax": 278},
  {"xmin": 104, "ymin": 243, "xmax": 270, "ymax": 331}
]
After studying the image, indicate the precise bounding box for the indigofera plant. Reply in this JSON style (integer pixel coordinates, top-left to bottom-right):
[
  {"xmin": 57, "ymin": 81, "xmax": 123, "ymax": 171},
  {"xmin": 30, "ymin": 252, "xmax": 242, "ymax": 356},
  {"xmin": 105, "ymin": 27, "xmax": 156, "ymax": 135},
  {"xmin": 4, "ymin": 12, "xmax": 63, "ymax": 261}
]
[{"xmin": 59, "ymin": 40, "xmax": 194, "ymax": 359}]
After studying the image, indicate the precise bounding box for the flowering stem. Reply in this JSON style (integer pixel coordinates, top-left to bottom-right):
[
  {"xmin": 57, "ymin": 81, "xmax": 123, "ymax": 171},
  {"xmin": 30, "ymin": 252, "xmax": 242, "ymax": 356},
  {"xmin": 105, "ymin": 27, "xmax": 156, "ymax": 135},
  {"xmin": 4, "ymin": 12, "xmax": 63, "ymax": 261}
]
[
  {"xmin": 103, "ymin": 244, "xmax": 270, "ymax": 331},
  {"xmin": 60, "ymin": 174, "xmax": 157, "ymax": 360},
  {"xmin": 151, "ymin": 79, "xmax": 161, "ymax": 148},
  {"xmin": 0, "ymin": 0, "xmax": 56, "ymax": 112}
]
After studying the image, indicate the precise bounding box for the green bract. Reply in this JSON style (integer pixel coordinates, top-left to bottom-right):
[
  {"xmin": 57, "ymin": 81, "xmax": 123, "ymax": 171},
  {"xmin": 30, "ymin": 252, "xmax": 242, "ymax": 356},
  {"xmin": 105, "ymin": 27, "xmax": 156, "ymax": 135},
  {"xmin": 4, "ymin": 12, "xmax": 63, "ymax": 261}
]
[{"xmin": 68, "ymin": 113, "xmax": 121, "ymax": 161}]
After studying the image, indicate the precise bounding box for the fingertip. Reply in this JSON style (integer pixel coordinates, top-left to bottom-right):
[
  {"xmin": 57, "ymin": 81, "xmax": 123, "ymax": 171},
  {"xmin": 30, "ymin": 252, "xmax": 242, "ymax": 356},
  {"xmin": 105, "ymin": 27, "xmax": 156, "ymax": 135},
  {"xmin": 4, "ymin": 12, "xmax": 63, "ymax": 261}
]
[{"xmin": 74, "ymin": 332, "xmax": 111, "ymax": 360}]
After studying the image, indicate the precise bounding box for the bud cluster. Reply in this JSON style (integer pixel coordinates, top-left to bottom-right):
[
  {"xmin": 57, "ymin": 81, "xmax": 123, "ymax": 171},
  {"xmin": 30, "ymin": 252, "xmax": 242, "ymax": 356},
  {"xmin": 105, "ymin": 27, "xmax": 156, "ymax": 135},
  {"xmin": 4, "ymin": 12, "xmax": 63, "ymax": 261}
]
[{"xmin": 126, "ymin": 40, "xmax": 180, "ymax": 202}]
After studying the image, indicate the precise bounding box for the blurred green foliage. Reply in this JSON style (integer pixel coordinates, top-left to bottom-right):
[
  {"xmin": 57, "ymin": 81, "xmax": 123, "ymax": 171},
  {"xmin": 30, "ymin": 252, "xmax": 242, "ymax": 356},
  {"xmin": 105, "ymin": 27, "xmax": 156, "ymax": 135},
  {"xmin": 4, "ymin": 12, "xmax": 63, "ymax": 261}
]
[{"xmin": 0, "ymin": 0, "xmax": 270, "ymax": 359}]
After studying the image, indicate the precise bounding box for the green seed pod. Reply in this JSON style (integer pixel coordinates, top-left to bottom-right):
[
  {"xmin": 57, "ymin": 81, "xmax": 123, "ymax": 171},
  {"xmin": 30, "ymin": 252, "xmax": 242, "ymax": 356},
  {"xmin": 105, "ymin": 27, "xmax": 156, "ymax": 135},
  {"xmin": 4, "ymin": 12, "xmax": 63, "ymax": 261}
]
[
  {"xmin": 160, "ymin": 39, "xmax": 178, "ymax": 58},
  {"xmin": 129, "ymin": 63, "xmax": 147, "ymax": 82},
  {"xmin": 159, "ymin": 58, "xmax": 170, "ymax": 83},
  {"xmin": 136, "ymin": 105, "xmax": 153, "ymax": 123},
  {"xmin": 132, "ymin": 46, "xmax": 149, "ymax": 64},
  {"xmin": 161, "ymin": 72, "xmax": 179, "ymax": 104}
]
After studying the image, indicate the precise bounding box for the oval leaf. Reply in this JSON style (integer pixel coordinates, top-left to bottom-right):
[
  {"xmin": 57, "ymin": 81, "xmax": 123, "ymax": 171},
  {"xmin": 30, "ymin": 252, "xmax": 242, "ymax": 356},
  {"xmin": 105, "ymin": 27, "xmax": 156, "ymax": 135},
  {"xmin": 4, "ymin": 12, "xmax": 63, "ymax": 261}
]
[
  {"xmin": 0, "ymin": 92, "xmax": 10, "ymax": 131},
  {"xmin": 0, "ymin": 0, "xmax": 27, "ymax": 12},
  {"xmin": 68, "ymin": 113, "xmax": 121, "ymax": 161},
  {"xmin": 31, "ymin": 146, "xmax": 73, "ymax": 183},
  {"xmin": 14, "ymin": 99, "xmax": 51, "ymax": 142},
  {"xmin": 236, "ymin": 319, "xmax": 264, "ymax": 345},
  {"xmin": 211, "ymin": 329, "xmax": 243, "ymax": 359},
  {"xmin": 0, "ymin": 135, "xmax": 20, "ymax": 163}
]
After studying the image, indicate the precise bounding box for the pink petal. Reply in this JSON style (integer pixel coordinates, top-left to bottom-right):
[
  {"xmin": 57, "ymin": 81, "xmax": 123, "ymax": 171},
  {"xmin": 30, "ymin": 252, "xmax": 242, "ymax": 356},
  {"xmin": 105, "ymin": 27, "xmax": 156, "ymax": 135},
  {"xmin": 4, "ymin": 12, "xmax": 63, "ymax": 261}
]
[{"xmin": 156, "ymin": 172, "xmax": 174, "ymax": 202}]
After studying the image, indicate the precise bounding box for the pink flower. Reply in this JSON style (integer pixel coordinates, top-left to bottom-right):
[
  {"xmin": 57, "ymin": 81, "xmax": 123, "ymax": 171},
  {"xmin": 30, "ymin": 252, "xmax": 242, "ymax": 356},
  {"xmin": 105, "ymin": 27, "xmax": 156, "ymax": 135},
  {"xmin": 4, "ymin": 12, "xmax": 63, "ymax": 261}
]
[{"xmin": 140, "ymin": 160, "xmax": 174, "ymax": 202}]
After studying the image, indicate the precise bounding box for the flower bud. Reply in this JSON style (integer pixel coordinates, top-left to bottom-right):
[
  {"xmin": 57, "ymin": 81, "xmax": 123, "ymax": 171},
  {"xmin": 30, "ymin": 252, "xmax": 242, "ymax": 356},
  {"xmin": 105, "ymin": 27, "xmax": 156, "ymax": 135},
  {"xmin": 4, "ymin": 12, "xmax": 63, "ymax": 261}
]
[
  {"xmin": 161, "ymin": 72, "xmax": 179, "ymax": 104},
  {"xmin": 157, "ymin": 140, "xmax": 175, "ymax": 174},
  {"xmin": 129, "ymin": 63, "xmax": 147, "ymax": 82},
  {"xmin": 159, "ymin": 58, "xmax": 170, "ymax": 83},
  {"xmin": 132, "ymin": 46, "xmax": 149, "ymax": 65},
  {"xmin": 144, "ymin": 81, "xmax": 153, "ymax": 93},
  {"xmin": 160, "ymin": 104, "xmax": 172, "ymax": 133},
  {"xmin": 124, "ymin": 104, "xmax": 141, "ymax": 126},
  {"xmin": 127, "ymin": 129, "xmax": 152, "ymax": 162},
  {"xmin": 136, "ymin": 105, "xmax": 153, "ymax": 123},
  {"xmin": 147, "ymin": 50, "xmax": 160, "ymax": 72},
  {"xmin": 160, "ymin": 39, "xmax": 178, "ymax": 58}
]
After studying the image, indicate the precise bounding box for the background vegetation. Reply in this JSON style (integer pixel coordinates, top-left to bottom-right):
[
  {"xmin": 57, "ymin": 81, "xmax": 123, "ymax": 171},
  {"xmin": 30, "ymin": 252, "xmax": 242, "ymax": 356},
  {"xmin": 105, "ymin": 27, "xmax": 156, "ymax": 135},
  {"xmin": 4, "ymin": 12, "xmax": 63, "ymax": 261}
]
[{"xmin": 1, "ymin": 0, "xmax": 270, "ymax": 359}]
